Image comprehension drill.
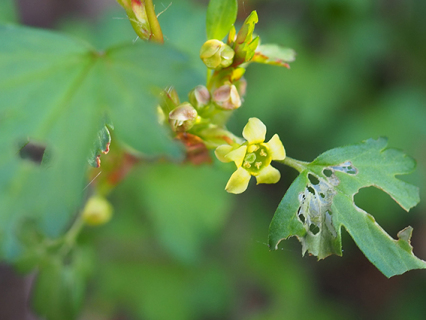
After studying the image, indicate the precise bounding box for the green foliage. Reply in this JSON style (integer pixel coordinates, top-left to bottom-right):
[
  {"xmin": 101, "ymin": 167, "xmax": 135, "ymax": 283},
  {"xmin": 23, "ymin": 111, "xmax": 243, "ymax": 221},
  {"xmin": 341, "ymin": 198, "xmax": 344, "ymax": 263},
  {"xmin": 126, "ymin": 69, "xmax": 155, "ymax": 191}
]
[
  {"xmin": 269, "ymin": 138, "xmax": 425, "ymax": 277},
  {"xmin": 232, "ymin": 10, "xmax": 259, "ymax": 65},
  {"xmin": 206, "ymin": 0, "xmax": 238, "ymax": 41},
  {"xmin": 1, "ymin": 0, "xmax": 426, "ymax": 319},
  {"xmin": 135, "ymin": 163, "xmax": 233, "ymax": 262},
  {"xmin": 0, "ymin": 0, "xmax": 17, "ymax": 24},
  {"xmin": 252, "ymin": 44, "xmax": 296, "ymax": 67},
  {"xmin": 88, "ymin": 125, "xmax": 112, "ymax": 168},
  {"xmin": 31, "ymin": 247, "xmax": 93, "ymax": 320},
  {"xmin": 0, "ymin": 24, "xmax": 200, "ymax": 260}
]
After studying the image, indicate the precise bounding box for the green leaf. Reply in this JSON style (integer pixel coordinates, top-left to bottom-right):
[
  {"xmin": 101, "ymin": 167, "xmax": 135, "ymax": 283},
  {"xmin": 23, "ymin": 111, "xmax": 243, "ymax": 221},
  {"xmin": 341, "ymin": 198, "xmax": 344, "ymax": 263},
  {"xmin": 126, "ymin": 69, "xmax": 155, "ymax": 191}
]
[
  {"xmin": 233, "ymin": 10, "xmax": 259, "ymax": 65},
  {"xmin": 31, "ymin": 248, "xmax": 93, "ymax": 320},
  {"xmin": 0, "ymin": 0, "xmax": 18, "ymax": 24},
  {"xmin": 252, "ymin": 44, "xmax": 296, "ymax": 68},
  {"xmin": 97, "ymin": 260, "xmax": 232, "ymax": 320},
  {"xmin": 206, "ymin": 0, "xmax": 238, "ymax": 41},
  {"xmin": 269, "ymin": 138, "xmax": 425, "ymax": 278},
  {"xmin": 0, "ymin": 24, "xmax": 199, "ymax": 261},
  {"xmin": 88, "ymin": 125, "xmax": 111, "ymax": 168}
]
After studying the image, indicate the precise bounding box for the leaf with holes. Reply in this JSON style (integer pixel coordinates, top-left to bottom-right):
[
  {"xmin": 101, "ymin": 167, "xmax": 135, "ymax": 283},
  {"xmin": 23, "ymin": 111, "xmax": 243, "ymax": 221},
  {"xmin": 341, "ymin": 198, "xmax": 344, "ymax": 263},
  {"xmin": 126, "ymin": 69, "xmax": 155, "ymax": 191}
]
[
  {"xmin": 0, "ymin": 24, "xmax": 200, "ymax": 261},
  {"xmin": 269, "ymin": 137, "xmax": 425, "ymax": 278}
]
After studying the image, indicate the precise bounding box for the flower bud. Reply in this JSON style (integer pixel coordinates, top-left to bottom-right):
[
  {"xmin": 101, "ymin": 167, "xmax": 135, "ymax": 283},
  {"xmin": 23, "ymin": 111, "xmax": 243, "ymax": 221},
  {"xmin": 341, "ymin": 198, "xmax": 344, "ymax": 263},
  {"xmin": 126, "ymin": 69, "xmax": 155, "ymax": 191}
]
[
  {"xmin": 235, "ymin": 77, "xmax": 247, "ymax": 99},
  {"xmin": 117, "ymin": 0, "xmax": 151, "ymax": 40},
  {"xmin": 200, "ymin": 40, "xmax": 235, "ymax": 70},
  {"xmin": 188, "ymin": 85, "xmax": 210, "ymax": 110},
  {"xmin": 82, "ymin": 196, "xmax": 113, "ymax": 226},
  {"xmin": 157, "ymin": 86, "xmax": 180, "ymax": 124},
  {"xmin": 169, "ymin": 102, "xmax": 198, "ymax": 132},
  {"xmin": 213, "ymin": 84, "xmax": 242, "ymax": 110}
]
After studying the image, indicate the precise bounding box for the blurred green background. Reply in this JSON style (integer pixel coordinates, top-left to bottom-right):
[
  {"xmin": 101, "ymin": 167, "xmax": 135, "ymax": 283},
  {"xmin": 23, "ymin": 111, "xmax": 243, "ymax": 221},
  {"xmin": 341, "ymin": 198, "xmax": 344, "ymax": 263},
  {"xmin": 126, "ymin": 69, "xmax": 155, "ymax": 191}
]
[{"xmin": 1, "ymin": 0, "xmax": 426, "ymax": 319}]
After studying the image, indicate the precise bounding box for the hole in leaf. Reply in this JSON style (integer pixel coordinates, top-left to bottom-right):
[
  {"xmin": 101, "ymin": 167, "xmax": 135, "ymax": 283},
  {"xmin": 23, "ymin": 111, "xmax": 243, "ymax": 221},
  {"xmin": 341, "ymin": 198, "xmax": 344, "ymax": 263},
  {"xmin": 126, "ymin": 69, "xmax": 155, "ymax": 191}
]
[
  {"xmin": 331, "ymin": 161, "xmax": 358, "ymax": 175},
  {"xmin": 19, "ymin": 141, "xmax": 46, "ymax": 164},
  {"xmin": 346, "ymin": 166, "xmax": 357, "ymax": 175},
  {"xmin": 309, "ymin": 224, "xmax": 320, "ymax": 235},
  {"xmin": 307, "ymin": 186, "xmax": 315, "ymax": 195},
  {"xmin": 320, "ymin": 193, "xmax": 325, "ymax": 198},
  {"xmin": 299, "ymin": 214, "xmax": 305, "ymax": 223},
  {"xmin": 308, "ymin": 174, "xmax": 320, "ymax": 185},
  {"xmin": 323, "ymin": 169, "xmax": 333, "ymax": 177},
  {"xmin": 326, "ymin": 210, "xmax": 332, "ymax": 215}
]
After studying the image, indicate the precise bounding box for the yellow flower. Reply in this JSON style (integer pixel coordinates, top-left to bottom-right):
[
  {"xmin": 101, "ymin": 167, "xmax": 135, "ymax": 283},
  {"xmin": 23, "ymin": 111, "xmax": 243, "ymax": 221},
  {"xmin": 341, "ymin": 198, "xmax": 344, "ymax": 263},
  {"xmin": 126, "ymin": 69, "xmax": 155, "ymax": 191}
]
[{"xmin": 215, "ymin": 118, "xmax": 286, "ymax": 194}]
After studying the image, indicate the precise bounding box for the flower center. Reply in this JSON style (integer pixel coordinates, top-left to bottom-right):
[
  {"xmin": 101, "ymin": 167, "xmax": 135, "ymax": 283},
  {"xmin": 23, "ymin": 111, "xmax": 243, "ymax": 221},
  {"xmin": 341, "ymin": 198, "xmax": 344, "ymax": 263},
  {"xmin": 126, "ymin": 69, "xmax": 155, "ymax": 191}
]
[{"xmin": 242, "ymin": 143, "xmax": 271, "ymax": 175}]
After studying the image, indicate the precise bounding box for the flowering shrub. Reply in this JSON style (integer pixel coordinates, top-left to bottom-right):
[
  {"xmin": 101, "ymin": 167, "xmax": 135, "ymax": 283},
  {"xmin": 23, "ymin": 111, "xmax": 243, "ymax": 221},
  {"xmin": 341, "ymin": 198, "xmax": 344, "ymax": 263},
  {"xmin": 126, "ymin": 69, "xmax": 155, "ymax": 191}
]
[{"xmin": 0, "ymin": 0, "xmax": 425, "ymax": 319}]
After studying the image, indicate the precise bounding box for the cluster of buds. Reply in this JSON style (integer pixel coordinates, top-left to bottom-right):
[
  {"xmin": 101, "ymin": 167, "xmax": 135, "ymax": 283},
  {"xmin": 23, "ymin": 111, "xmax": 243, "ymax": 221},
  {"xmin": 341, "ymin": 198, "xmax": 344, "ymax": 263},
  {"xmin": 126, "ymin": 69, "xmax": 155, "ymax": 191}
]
[
  {"xmin": 112, "ymin": 3, "xmax": 293, "ymax": 193},
  {"xmin": 197, "ymin": 13, "xmax": 259, "ymax": 113},
  {"xmin": 189, "ymin": 82, "xmax": 244, "ymax": 112}
]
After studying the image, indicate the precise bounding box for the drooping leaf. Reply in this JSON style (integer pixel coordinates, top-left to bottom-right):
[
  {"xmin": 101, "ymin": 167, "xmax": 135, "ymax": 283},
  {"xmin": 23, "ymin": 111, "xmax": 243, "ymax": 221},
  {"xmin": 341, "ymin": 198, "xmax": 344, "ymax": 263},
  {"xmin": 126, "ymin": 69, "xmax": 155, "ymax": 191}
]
[
  {"xmin": 0, "ymin": 24, "xmax": 200, "ymax": 260},
  {"xmin": 269, "ymin": 138, "xmax": 425, "ymax": 278},
  {"xmin": 252, "ymin": 44, "xmax": 296, "ymax": 68},
  {"xmin": 206, "ymin": 0, "xmax": 238, "ymax": 41}
]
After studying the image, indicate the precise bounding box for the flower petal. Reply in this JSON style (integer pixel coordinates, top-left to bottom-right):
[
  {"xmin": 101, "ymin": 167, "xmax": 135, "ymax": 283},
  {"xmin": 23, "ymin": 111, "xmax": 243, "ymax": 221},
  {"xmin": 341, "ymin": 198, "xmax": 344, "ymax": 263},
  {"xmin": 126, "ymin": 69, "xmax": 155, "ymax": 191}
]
[
  {"xmin": 265, "ymin": 134, "xmax": 286, "ymax": 160},
  {"xmin": 215, "ymin": 145, "xmax": 234, "ymax": 163},
  {"xmin": 225, "ymin": 167, "xmax": 251, "ymax": 194},
  {"xmin": 242, "ymin": 118, "xmax": 266, "ymax": 144},
  {"xmin": 255, "ymin": 165, "xmax": 281, "ymax": 184},
  {"xmin": 225, "ymin": 145, "xmax": 247, "ymax": 167}
]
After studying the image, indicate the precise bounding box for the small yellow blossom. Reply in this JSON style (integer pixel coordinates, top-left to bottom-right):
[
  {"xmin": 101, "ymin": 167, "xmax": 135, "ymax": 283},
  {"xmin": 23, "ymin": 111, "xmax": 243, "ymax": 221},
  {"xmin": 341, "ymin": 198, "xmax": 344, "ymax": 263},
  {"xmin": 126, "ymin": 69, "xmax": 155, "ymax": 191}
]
[{"xmin": 215, "ymin": 118, "xmax": 286, "ymax": 194}]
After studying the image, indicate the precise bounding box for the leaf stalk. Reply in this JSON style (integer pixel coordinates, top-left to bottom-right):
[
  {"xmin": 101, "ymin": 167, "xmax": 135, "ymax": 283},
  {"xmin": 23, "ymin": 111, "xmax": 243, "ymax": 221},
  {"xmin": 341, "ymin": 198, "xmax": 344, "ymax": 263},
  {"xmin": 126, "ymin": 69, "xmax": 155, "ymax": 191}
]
[{"xmin": 277, "ymin": 156, "xmax": 309, "ymax": 173}]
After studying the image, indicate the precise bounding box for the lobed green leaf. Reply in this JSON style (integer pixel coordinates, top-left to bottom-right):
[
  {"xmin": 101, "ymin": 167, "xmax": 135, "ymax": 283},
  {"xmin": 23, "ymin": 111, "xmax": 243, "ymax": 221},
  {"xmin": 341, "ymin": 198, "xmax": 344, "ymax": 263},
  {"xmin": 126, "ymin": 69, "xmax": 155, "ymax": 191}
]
[
  {"xmin": 269, "ymin": 137, "xmax": 425, "ymax": 277},
  {"xmin": 0, "ymin": 24, "xmax": 199, "ymax": 261}
]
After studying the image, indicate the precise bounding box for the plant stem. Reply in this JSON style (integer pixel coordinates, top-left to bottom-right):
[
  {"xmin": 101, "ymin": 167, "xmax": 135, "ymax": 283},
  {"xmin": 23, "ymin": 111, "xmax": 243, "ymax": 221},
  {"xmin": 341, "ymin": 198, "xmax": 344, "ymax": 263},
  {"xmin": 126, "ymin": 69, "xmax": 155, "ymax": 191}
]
[
  {"xmin": 276, "ymin": 156, "xmax": 310, "ymax": 173},
  {"xmin": 59, "ymin": 214, "xmax": 85, "ymax": 257},
  {"xmin": 145, "ymin": 0, "xmax": 164, "ymax": 43}
]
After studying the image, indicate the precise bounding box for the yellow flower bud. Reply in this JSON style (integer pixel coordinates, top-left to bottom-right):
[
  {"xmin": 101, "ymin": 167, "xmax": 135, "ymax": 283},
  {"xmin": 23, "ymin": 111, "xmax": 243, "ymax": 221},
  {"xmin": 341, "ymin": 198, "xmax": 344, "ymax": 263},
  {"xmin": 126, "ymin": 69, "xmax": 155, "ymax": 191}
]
[
  {"xmin": 213, "ymin": 84, "xmax": 241, "ymax": 110},
  {"xmin": 200, "ymin": 39, "xmax": 235, "ymax": 70},
  {"xmin": 168, "ymin": 102, "xmax": 198, "ymax": 132},
  {"xmin": 82, "ymin": 196, "xmax": 113, "ymax": 226},
  {"xmin": 188, "ymin": 85, "xmax": 210, "ymax": 110}
]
